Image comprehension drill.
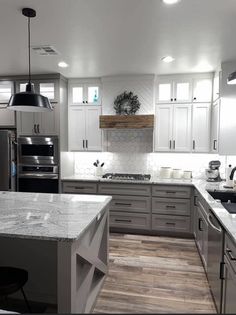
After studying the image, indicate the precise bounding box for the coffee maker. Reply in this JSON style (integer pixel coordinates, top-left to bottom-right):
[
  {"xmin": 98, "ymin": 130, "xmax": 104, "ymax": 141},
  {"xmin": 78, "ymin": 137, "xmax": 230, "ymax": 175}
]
[{"xmin": 205, "ymin": 160, "xmax": 222, "ymax": 182}]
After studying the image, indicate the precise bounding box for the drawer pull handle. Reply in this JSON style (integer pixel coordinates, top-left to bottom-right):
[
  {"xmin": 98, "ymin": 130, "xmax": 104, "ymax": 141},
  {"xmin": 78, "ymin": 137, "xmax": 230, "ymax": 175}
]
[
  {"xmin": 68, "ymin": 186, "xmax": 85, "ymax": 190},
  {"xmin": 166, "ymin": 205, "xmax": 176, "ymax": 209},
  {"xmin": 166, "ymin": 222, "xmax": 176, "ymax": 226},
  {"xmin": 115, "ymin": 219, "xmax": 132, "ymax": 223},
  {"xmin": 115, "ymin": 202, "xmax": 132, "ymax": 206},
  {"xmin": 226, "ymin": 248, "xmax": 236, "ymax": 261},
  {"xmin": 166, "ymin": 191, "xmax": 176, "ymax": 194}
]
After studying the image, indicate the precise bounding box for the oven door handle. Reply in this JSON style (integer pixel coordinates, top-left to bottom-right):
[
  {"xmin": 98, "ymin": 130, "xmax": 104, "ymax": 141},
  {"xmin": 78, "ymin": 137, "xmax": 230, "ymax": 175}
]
[{"xmin": 18, "ymin": 174, "xmax": 59, "ymax": 179}]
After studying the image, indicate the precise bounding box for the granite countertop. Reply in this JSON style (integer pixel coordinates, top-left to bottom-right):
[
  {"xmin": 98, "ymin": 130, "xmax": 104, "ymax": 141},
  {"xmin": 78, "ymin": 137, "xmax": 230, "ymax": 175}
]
[
  {"xmin": 61, "ymin": 175, "xmax": 236, "ymax": 244},
  {"xmin": 0, "ymin": 191, "xmax": 111, "ymax": 242}
]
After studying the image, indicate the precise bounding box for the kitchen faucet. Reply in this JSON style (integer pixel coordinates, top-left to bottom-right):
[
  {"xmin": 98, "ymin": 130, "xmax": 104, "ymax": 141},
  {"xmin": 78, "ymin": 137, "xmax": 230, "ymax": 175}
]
[{"xmin": 229, "ymin": 167, "xmax": 236, "ymax": 180}]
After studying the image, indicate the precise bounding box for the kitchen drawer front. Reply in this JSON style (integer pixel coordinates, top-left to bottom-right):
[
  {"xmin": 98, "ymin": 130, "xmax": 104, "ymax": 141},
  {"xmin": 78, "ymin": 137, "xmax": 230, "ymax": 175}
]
[
  {"xmin": 225, "ymin": 233, "xmax": 236, "ymax": 274},
  {"xmin": 152, "ymin": 214, "xmax": 190, "ymax": 233},
  {"xmin": 152, "ymin": 185, "xmax": 191, "ymax": 199},
  {"xmin": 152, "ymin": 198, "xmax": 190, "ymax": 216},
  {"xmin": 110, "ymin": 212, "xmax": 151, "ymax": 230},
  {"xmin": 98, "ymin": 183, "xmax": 151, "ymax": 196},
  {"xmin": 110, "ymin": 195, "xmax": 151, "ymax": 213},
  {"xmin": 62, "ymin": 181, "xmax": 97, "ymax": 194}
]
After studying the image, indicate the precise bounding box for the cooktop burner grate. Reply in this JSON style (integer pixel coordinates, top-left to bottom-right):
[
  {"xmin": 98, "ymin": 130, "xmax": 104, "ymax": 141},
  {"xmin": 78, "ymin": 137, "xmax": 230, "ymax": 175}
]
[{"xmin": 102, "ymin": 173, "xmax": 151, "ymax": 181}]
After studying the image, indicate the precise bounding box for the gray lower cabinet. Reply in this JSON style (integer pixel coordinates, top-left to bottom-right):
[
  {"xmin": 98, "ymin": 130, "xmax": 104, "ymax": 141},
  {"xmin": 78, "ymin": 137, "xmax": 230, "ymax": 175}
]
[
  {"xmin": 152, "ymin": 185, "xmax": 191, "ymax": 199},
  {"xmin": 222, "ymin": 234, "xmax": 236, "ymax": 314},
  {"xmin": 62, "ymin": 181, "xmax": 97, "ymax": 194},
  {"xmin": 152, "ymin": 214, "xmax": 190, "ymax": 232},
  {"xmin": 151, "ymin": 185, "xmax": 192, "ymax": 234},
  {"xmin": 98, "ymin": 183, "xmax": 151, "ymax": 196},
  {"xmin": 110, "ymin": 195, "xmax": 151, "ymax": 213},
  {"xmin": 110, "ymin": 212, "xmax": 151, "ymax": 230},
  {"xmin": 195, "ymin": 196, "xmax": 209, "ymax": 270}
]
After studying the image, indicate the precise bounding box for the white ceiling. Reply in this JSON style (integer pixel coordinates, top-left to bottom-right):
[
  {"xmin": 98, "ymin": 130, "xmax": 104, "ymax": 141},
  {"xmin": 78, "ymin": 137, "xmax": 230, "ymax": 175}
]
[{"xmin": 1, "ymin": 0, "xmax": 236, "ymax": 78}]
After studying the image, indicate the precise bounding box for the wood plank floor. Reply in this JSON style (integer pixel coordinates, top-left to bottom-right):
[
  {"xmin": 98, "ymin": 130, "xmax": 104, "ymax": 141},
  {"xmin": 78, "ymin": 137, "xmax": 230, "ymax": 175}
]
[{"xmin": 93, "ymin": 233, "xmax": 216, "ymax": 314}]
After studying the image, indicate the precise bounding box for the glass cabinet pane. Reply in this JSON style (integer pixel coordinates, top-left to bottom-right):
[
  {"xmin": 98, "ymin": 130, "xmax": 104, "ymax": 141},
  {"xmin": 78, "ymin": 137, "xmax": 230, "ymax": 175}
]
[
  {"xmin": 88, "ymin": 86, "xmax": 99, "ymax": 104},
  {"xmin": 193, "ymin": 79, "xmax": 212, "ymax": 102},
  {"xmin": 176, "ymin": 82, "xmax": 190, "ymax": 101},
  {"xmin": 0, "ymin": 82, "xmax": 13, "ymax": 101},
  {"xmin": 158, "ymin": 83, "xmax": 172, "ymax": 102},
  {"xmin": 39, "ymin": 83, "xmax": 55, "ymax": 100},
  {"xmin": 72, "ymin": 87, "xmax": 83, "ymax": 104}
]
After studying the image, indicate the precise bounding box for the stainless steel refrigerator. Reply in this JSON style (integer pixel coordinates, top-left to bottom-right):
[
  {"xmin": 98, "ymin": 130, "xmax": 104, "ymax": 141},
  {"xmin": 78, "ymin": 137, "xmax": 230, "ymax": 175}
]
[{"xmin": 0, "ymin": 130, "xmax": 17, "ymax": 191}]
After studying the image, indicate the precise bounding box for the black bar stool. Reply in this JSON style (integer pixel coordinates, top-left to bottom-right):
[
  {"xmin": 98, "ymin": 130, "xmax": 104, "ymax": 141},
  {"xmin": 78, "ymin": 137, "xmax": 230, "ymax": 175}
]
[{"xmin": 0, "ymin": 267, "xmax": 31, "ymax": 313}]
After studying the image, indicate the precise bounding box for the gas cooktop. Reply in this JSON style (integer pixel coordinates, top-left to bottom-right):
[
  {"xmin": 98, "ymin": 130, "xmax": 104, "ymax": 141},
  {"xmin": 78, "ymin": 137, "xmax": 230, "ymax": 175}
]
[{"xmin": 102, "ymin": 173, "xmax": 151, "ymax": 181}]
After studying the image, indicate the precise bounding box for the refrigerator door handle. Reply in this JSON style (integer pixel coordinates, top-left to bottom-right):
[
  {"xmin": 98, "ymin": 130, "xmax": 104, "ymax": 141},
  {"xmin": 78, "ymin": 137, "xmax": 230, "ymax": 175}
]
[{"xmin": 8, "ymin": 135, "xmax": 12, "ymax": 190}]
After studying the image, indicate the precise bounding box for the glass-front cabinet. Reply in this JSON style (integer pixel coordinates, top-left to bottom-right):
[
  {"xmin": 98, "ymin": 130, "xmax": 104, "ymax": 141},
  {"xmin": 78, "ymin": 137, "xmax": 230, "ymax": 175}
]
[
  {"xmin": 17, "ymin": 80, "xmax": 58, "ymax": 102},
  {"xmin": 156, "ymin": 77, "xmax": 192, "ymax": 103},
  {"xmin": 69, "ymin": 81, "xmax": 101, "ymax": 106}
]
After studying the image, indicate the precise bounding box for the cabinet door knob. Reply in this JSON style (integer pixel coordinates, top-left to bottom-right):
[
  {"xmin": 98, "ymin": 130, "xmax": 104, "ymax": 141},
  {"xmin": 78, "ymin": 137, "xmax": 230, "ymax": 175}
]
[
  {"xmin": 86, "ymin": 101, "xmax": 88, "ymax": 104},
  {"xmin": 86, "ymin": 140, "xmax": 88, "ymax": 148},
  {"xmin": 171, "ymin": 98, "xmax": 173, "ymax": 102},
  {"xmin": 83, "ymin": 140, "xmax": 85, "ymax": 149},
  {"xmin": 33, "ymin": 124, "xmax": 37, "ymax": 134},
  {"xmin": 213, "ymin": 140, "xmax": 217, "ymax": 151},
  {"xmin": 173, "ymin": 140, "xmax": 176, "ymax": 150},
  {"xmin": 169, "ymin": 140, "xmax": 172, "ymax": 150},
  {"xmin": 174, "ymin": 98, "xmax": 177, "ymax": 101},
  {"xmin": 193, "ymin": 97, "xmax": 197, "ymax": 101},
  {"xmin": 193, "ymin": 140, "xmax": 196, "ymax": 150},
  {"xmin": 37, "ymin": 124, "xmax": 40, "ymax": 134},
  {"xmin": 83, "ymin": 101, "xmax": 85, "ymax": 104}
]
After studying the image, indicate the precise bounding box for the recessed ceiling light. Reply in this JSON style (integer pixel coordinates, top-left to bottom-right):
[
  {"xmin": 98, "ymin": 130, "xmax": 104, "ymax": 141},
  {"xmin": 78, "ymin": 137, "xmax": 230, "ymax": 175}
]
[
  {"xmin": 58, "ymin": 61, "xmax": 68, "ymax": 68},
  {"xmin": 161, "ymin": 56, "xmax": 175, "ymax": 63},
  {"xmin": 162, "ymin": 0, "xmax": 181, "ymax": 5}
]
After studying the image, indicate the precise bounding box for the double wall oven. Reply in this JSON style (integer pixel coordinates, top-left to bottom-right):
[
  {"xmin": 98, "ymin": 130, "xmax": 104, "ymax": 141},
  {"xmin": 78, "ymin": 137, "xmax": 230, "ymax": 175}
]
[{"xmin": 18, "ymin": 136, "xmax": 59, "ymax": 193}]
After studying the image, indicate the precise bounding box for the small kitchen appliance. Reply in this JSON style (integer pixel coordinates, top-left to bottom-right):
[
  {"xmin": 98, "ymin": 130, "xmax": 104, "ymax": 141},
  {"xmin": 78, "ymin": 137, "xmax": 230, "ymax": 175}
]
[{"xmin": 205, "ymin": 160, "xmax": 222, "ymax": 182}]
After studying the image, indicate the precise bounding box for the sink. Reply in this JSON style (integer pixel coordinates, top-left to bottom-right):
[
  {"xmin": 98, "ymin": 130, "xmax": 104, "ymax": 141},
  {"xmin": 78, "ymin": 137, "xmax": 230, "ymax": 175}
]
[{"xmin": 207, "ymin": 190, "xmax": 236, "ymax": 213}]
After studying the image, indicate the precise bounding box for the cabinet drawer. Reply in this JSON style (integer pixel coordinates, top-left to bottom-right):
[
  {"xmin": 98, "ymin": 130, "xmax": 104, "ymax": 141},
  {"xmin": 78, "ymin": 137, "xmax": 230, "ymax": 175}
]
[
  {"xmin": 225, "ymin": 233, "xmax": 236, "ymax": 274},
  {"xmin": 110, "ymin": 212, "xmax": 151, "ymax": 230},
  {"xmin": 98, "ymin": 183, "xmax": 151, "ymax": 196},
  {"xmin": 110, "ymin": 195, "xmax": 151, "ymax": 213},
  {"xmin": 152, "ymin": 185, "xmax": 191, "ymax": 198},
  {"xmin": 62, "ymin": 181, "xmax": 97, "ymax": 194},
  {"xmin": 152, "ymin": 214, "xmax": 190, "ymax": 233},
  {"xmin": 152, "ymin": 198, "xmax": 190, "ymax": 216}
]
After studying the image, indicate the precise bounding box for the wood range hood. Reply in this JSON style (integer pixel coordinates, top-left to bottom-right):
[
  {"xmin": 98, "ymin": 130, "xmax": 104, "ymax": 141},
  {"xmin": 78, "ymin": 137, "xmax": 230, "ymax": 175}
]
[{"xmin": 99, "ymin": 114, "xmax": 154, "ymax": 129}]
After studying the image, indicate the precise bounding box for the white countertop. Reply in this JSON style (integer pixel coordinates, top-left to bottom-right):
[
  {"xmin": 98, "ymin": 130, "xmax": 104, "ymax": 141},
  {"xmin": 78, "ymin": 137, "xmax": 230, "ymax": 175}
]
[
  {"xmin": 62, "ymin": 175, "xmax": 236, "ymax": 244},
  {"xmin": 0, "ymin": 191, "xmax": 111, "ymax": 242}
]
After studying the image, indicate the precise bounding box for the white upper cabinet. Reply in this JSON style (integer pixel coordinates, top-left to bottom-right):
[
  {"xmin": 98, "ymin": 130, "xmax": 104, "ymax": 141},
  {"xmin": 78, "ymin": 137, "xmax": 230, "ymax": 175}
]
[
  {"xmin": 193, "ymin": 78, "xmax": 213, "ymax": 103},
  {"xmin": 156, "ymin": 74, "xmax": 213, "ymax": 104},
  {"xmin": 17, "ymin": 80, "xmax": 58, "ymax": 102},
  {"xmin": 0, "ymin": 81, "xmax": 14, "ymax": 103},
  {"xmin": 174, "ymin": 79, "xmax": 192, "ymax": 103},
  {"xmin": 211, "ymin": 100, "xmax": 220, "ymax": 152},
  {"xmin": 172, "ymin": 104, "xmax": 192, "ymax": 152},
  {"xmin": 213, "ymin": 72, "xmax": 220, "ymax": 102},
  {"xmin": 68, "ymin": 106, "xmax": 102, "ymax": 152},
  {"xmin": 154, "ymin": 105, "xmax": 173, "ymax": 151},
  {"xmin": 0, "ymin": 81, "xmax": 15, "ymax": 126},
  {"xmin": 154, "ymin": 104, "xmax": 192, "ymax": 152},
  {"xmin": 69, "ymin": 81, "xmax": 101, "ymax": 106},
  {"xmin": 192, "ymin": 103, "xmax": 211, "ymax": 152},
  {"xmin": 157, "ymin": 77, "xmax": 192, "ymax": 103},
  {"xmin": 157, "ymin": 80, "xmax": 173, "ymax": 103}
]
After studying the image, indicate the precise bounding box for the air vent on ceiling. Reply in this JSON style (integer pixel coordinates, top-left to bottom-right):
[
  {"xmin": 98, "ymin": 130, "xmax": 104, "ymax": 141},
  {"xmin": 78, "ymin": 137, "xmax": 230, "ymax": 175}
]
[{"xmin": 31, "ymin": 45, "xmax": 60, "ymax": 56}]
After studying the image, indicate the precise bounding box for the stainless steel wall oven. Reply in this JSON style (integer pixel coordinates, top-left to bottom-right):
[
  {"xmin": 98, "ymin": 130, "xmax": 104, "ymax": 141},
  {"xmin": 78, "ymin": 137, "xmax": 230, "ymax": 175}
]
[{"xmin": 18, "ymin": 136, "xmax": 59, "ymax": 193}]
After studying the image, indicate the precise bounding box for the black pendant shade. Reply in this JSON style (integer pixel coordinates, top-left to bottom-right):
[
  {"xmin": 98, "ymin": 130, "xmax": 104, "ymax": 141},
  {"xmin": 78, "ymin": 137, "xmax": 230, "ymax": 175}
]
[
  {"xmin": 227, "ymin": 71, "xmax": 236, "ymax": 85},
  {"xmin": 7, "ymin": 8, "xmax": 52, "ymax": 112}
]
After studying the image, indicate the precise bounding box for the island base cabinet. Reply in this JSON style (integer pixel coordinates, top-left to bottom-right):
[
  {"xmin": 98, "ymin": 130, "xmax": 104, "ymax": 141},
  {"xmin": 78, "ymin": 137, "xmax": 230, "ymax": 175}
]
[{"xmin": 58, "ymin": 207, "xmax": 109, "ymax": 313}]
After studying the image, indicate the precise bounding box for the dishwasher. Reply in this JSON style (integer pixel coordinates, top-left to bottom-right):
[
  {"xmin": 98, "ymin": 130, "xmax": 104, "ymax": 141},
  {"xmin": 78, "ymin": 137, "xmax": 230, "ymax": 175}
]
[{"xmin": 207, "ymin": 210, "xmax": 224, "ymax": 314}]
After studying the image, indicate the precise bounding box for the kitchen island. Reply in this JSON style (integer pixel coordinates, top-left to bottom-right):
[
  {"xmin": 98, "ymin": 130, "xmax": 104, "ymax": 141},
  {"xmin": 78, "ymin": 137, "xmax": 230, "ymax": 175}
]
[{"xmin": 0, "ymin": 191, "xmax": 111, "ymax": 313}]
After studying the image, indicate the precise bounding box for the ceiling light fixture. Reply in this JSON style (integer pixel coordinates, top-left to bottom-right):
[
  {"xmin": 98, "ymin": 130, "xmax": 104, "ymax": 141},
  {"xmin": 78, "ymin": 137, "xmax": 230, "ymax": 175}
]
[
  {"xmin": 227, "ymin": 71, "xmax": 236, "ymax": 85},
  {"xmin": 8, "ymin": 8, "xmax": 52, "ymax": 112},
  {"xmin": 58, "ymin": 61, "xmax": 69, "ymax": 68},
  {"xmin": 161, "ymin": 56, "xmax": 175, "ymax": 63},
  {"xmin": 162, "ymin": 0, "xmax": 181, "ymax": 5}
]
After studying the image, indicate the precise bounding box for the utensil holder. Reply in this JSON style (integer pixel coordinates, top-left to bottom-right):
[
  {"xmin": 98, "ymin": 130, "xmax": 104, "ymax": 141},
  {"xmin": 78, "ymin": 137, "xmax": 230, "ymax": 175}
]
[{"xmin": 95, "ymin": 166, "xmax": 103, "ymax": 177}]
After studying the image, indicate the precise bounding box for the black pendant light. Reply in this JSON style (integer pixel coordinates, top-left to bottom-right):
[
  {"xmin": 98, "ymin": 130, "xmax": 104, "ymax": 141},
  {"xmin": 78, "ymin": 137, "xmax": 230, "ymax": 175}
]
[
  {"xmin": 227, "ymin": 71, "xmax": 236, "ymax": 85},
  {"xmin": 8, "ymin": 8, "xmax": 52, "ymax": 112}
]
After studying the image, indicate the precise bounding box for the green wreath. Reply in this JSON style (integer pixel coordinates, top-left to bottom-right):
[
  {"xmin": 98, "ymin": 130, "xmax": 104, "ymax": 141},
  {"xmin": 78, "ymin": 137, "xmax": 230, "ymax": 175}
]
[{"xmin": 114, "ymin": 91, "xmax": 141, "ymax": 115}]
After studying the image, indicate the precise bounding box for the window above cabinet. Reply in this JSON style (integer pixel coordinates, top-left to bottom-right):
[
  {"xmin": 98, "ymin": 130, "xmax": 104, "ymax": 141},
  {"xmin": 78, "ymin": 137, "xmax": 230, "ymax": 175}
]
[{"xmin": 0, "ymin": 81, "xmax": 14, "ymax": 103}]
